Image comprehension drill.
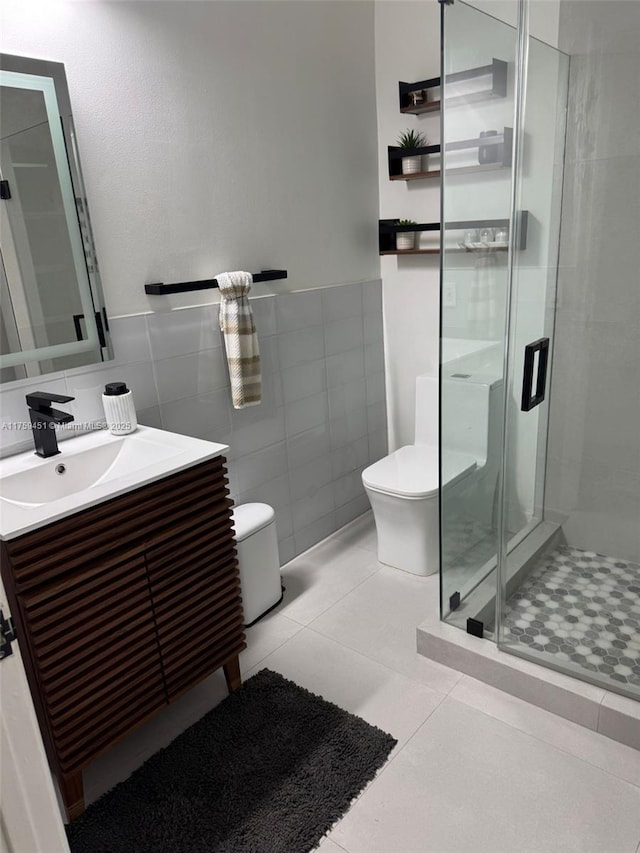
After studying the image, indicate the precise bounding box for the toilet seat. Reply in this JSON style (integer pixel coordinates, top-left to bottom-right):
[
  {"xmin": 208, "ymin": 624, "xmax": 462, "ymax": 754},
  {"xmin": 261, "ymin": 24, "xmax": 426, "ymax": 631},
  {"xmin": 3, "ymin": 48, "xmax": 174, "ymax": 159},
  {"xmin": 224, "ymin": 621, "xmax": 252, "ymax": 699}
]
[{"xmin": 362, "ymin": 444, "xmax": 477, "ymax": 499}]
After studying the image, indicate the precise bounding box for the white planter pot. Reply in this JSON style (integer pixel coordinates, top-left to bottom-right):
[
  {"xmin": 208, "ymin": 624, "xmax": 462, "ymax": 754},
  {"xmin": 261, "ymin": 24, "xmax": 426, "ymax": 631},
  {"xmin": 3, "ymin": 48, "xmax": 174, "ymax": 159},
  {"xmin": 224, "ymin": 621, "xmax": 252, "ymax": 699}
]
[
  {"xmin": 396, "ymin": 232, "xmax": 415, "ymax": 251},
  {"xmin": 401, "ymin": 155, "xmax": 422, "ymax": 175}
]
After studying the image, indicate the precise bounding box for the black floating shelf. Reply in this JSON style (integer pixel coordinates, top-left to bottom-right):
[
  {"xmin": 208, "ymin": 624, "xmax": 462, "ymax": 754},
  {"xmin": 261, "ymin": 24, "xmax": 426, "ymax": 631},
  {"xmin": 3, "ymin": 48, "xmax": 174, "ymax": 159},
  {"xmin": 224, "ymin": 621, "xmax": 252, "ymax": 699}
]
[
  {"xmin": 388, "ymin": 144, "xmax": 440, "ymax": 178},
  {"xmin": 399, "ymin": 73, "xmax": 441, "ymax": 115},
  {"xmin": 380, "ymin": 248, "xmax": 440, "ymax": 256},
  {"xmin": 379, "ymin": 212, "xmax": 528, "ymax": 254},
  {"xmin": 389, "ymin": 168, "xmax": 441, "ymax": 183},
  {"xmin": 390, "ymin": 162, "xmax": 510, "ymax": 183},
  {"xmin": 399, "ymin": 58, "xmax": 507, "ymax": 114},
  {"xmin": 387, "ymin": 129, "xmax": 512, "ymax": 180},
  {"xmin": 145, "ymin": 269, "xmax": 288, "ymax": 295}
]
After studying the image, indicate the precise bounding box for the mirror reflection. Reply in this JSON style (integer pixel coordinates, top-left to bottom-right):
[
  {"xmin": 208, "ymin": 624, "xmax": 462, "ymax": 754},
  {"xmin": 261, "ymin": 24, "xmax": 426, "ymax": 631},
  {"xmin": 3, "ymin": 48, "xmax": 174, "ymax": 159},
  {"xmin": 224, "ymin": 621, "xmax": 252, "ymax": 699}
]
[{"xmin": 0, "ymin": 55, "xmax": 112, "ymax": 382}]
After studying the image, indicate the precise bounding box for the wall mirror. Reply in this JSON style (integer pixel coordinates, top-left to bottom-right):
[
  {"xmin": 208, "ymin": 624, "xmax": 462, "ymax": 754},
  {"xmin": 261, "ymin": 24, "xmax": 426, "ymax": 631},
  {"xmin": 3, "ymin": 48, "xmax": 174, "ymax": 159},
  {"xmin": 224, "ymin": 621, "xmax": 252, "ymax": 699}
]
[{"xmin": 0, "ymin": 53, "xmax": 112, "ymax": 383}]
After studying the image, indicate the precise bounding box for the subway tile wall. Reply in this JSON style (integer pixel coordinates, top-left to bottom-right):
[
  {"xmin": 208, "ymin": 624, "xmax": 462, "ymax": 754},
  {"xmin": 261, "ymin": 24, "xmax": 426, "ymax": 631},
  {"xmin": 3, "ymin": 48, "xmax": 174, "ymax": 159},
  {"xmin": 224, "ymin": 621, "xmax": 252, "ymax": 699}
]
[{"xmin": 0, "ymin": 280, "xmax": 387, "ymax": 565}]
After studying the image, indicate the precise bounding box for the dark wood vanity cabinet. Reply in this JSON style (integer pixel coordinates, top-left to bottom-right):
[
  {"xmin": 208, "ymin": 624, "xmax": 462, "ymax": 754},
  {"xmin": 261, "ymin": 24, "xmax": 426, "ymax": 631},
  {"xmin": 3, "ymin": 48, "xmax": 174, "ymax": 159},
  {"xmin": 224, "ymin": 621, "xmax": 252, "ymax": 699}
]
[{"xmin": 0, "ymin": 455, "xmax": 245, "ymax": 821}]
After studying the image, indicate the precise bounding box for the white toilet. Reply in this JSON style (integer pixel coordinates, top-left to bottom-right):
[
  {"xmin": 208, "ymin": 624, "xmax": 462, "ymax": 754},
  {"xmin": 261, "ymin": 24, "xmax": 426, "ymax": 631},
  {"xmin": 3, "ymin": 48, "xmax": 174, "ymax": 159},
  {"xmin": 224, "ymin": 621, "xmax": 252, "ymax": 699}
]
[{"xmin": 362, "ymin": 374, "xmax": 496, "ymax": 576}]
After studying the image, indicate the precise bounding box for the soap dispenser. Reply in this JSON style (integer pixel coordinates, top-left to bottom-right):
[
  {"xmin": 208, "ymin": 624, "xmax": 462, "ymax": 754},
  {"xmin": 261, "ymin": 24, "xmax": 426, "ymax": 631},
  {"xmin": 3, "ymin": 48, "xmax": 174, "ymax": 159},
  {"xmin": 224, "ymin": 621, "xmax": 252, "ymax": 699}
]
[{"xmin": 102, "ymin": 382, "xmax": 137, "ymax": 435}]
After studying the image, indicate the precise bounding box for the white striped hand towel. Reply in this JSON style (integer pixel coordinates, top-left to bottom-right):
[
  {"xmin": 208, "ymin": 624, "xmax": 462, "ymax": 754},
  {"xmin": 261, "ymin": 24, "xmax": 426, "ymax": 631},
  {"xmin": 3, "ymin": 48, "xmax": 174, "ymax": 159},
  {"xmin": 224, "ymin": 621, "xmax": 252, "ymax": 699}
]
[{"xmin": 217, "ymin": 271, "xmax": 262, "ymax": 409}]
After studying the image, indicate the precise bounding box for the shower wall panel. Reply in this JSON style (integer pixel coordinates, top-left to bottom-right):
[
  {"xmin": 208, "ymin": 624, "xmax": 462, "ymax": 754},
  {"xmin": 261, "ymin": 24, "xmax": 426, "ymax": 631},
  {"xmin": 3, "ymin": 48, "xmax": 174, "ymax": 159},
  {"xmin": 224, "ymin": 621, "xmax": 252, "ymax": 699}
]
[{"xmin": 545, "ymin": 0, "xmax": 640, "ymax": 563}]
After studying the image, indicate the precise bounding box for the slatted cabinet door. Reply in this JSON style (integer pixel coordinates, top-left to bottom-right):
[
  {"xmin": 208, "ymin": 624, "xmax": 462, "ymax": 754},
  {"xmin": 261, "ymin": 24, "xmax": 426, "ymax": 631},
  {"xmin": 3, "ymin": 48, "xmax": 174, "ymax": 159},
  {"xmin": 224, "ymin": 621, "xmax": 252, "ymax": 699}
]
[
  {"xmin": 19, "ymin": 550, "xmax": 166, "ymax": 773},
  {"xmin": 145, "ymin": 469, "xmax": 246, "ymax": 700}
]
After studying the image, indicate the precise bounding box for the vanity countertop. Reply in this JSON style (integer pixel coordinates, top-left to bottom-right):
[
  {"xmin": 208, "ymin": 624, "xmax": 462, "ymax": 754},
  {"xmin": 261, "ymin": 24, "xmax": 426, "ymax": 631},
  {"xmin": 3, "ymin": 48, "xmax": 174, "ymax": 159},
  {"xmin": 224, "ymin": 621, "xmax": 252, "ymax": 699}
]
[{"xmin": 0, "ymin": 425, "xmax": 228, "ymax": 541}]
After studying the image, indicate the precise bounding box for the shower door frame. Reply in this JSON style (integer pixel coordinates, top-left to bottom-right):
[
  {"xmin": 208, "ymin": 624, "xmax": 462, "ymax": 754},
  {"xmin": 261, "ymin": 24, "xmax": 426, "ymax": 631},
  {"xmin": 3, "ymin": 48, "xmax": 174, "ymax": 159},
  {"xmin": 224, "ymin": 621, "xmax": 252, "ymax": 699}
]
[{"xmin": 494, "ymin": 2, "xmax": 576, "ymax": 664}]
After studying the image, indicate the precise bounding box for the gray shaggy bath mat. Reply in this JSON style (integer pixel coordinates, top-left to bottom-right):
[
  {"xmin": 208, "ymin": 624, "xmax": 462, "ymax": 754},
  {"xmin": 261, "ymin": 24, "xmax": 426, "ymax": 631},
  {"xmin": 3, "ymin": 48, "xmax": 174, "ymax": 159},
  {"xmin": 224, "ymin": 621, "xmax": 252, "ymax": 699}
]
[{"xmin": 66, "ymin": 668, "xmax": 396, "ymax": 853}]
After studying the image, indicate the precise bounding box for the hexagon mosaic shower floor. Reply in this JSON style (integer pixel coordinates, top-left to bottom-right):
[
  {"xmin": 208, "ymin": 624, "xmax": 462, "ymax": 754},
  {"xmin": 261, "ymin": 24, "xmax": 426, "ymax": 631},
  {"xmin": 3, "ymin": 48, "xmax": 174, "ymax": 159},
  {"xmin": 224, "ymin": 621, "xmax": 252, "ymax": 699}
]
[{"xmin": 503, "ymin": 545, "xmax": 640, "ymax": 689}]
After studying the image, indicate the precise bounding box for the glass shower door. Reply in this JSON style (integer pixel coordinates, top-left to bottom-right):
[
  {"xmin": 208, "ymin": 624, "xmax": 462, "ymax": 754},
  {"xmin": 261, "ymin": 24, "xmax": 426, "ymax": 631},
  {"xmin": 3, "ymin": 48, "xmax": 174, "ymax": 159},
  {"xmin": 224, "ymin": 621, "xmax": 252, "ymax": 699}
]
[
  {"xmin": 440, "ymin": 2, "xmax": 568, "ymax": 631},
  {"xmin": 496, "ymin": 32, "xmax": 569, "ymax": 631},
  {"xmin": 440, "ymin": 1, "xmax": 517, "ymax": 623}
]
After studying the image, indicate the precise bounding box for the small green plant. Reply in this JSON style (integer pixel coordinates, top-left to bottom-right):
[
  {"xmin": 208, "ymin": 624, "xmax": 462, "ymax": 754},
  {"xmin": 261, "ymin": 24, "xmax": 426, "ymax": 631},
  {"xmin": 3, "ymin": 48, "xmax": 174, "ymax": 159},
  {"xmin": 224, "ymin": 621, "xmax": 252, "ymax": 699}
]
[
  {"xmin": 397, "ymin": 129, "xmax": 428, "ymax": 149},
  {"xmin": 398, "ymin": 219, "xmax": 417, "ymax": 226}
]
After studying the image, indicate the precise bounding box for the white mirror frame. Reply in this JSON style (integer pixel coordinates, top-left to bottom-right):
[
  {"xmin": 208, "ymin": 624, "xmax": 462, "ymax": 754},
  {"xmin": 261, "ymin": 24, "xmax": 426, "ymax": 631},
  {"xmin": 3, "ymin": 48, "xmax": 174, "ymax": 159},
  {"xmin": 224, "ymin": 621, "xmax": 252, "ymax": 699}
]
[{"xmin": 0, "ymin": 54, "xmax": 112, "ymax": 377}]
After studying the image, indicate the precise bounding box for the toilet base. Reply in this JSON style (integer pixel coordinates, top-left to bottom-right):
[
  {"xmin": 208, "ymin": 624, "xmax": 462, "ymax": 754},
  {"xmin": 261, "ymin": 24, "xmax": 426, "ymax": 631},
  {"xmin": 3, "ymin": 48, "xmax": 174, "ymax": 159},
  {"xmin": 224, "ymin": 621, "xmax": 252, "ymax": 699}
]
[{"xmin": 365, "ymin": 486, "xmax": 439, "ymax": 576}]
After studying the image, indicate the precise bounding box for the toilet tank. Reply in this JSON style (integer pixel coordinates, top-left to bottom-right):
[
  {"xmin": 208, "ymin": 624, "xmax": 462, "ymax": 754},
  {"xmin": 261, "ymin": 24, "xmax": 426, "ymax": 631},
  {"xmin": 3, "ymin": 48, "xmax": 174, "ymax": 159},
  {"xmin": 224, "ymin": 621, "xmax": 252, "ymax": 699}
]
[{"xmin": 415, "ymin": 373, "xmax": 495, "ymax": 468}]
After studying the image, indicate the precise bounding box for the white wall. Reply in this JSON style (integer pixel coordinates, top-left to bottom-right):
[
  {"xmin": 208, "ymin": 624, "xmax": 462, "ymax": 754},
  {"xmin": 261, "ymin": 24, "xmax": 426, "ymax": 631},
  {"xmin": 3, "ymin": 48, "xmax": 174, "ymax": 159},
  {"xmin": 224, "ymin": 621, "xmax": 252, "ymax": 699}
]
[
  {"xmin": 467, "ymin": 0, "xmax": 560, "ymax": 48},
  {"xmin": 2, "ymin": 0, "xmax": 379, "ymax": 318},
  {"xmin": 1, "ymin": 2, "xmax": 386, "ymax": 562},
  {"xmin": 375, "ymin": 1, "xmax": 441, "ymax": 451}
]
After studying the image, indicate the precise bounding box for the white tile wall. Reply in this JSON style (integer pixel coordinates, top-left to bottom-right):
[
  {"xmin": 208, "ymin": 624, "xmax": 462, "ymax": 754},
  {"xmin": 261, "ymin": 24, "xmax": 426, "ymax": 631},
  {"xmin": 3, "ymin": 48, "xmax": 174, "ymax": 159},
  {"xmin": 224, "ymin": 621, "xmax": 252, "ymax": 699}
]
[
  {"xmin": 326, "ymin": 348, "xmax": 365, "ymax": 387},
  {"xmin": 364, "ymin": 311, "xmax": 383, "ymax": 346},
  {"xmin": 328, "ymin": 377, "xmax": 367, "ymax": 421},
  {"xmin": 277, "ymin": 326, "xmax": 325, "ymax": 370},
  {"xmin": 284, "ymin": 392, "xmax": 329, "ymax": 437},
  {"xmin": 107, "ymin": 315, "xmax": 151, "ymax": 364},
  {"xmin": 322, "ymin": 281, "xmax": 363, "ymax": 323},
  {"xmin": 366, "ymin": 371, "xmax": 386, "ymax": 406},
  {"xmin": 154, "ymin": 349, "xmax": 229, "ymax": 403},
  {"xmin": 230, "ymin": 406, "xmax": 286, "ymax": 456},
  {"xmin": 0, "ymin": 280, "xmax": 386, "ymax": 563},
  {"xmin": 286, "ymin": 424, "xmax": 331, "ymax": 469},
  {"xmin": 324, "ymin": 315, "xmax": 365, "ymax": 356},
  {"xmin": 275, "ymin": 288, "xmax": 323, "ymax": 333},
  {"xmin": 67, "ymin": 361, "xmax": 159, "ymax": 421},
  {"xmin": 335, "ymin": 494, "xmax": 370, "ymax": 528},
  {"xmin": 281, "ymin": 360, "xmax": 327, "ymax": 405},
  {"xmin": 330, "ymin": 410, "xmax": 368, "ymax": 450},
  {"xmin": 236, "ymin": 442, "xmax": 288, "ymax": 494},
  {"xmin": 160, "ymin": 388, "xmax": 232, "ymax": 438},
  {"xmin": 290, "ymin": 457, "xmax": 333, "ymax": 502},
  {"xmin": 249, "ymin": 297, "xmax": 277, "ymax": 338},
  {"xmin": 546, "ymin": 22, "xmax": 640, "ymax": 563},
  {"xmin": 331, "ymin": 436, "xmax": 369, "ymax": 480},
  {"xmin": 294, "ymin": 511, "xmax": 337, "ymax": 556},
  {"xmin": 293, "ymin": 483, "xmax": 335, "ymax": 531}
]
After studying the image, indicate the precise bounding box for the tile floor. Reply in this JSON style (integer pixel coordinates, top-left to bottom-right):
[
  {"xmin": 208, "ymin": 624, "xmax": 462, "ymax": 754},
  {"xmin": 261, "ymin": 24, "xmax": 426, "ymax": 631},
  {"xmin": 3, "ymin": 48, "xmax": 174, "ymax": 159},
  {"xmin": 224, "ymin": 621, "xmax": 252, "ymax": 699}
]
[
  {"xmin": 85, "ymin": 512, "xmax": 640, "ymax": 853},
  {"xmin": 503, "ymin": 545, "xmax": 640, "ymax": 693}
]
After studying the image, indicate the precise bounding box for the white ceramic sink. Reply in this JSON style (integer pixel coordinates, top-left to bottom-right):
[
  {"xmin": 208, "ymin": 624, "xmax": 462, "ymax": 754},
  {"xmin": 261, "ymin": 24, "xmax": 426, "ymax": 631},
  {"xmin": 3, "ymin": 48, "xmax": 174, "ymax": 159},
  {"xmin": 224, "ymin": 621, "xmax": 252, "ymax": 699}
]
[{"xmin": 0, "ymin": 426, "xmax": 228, "ymax": 540}]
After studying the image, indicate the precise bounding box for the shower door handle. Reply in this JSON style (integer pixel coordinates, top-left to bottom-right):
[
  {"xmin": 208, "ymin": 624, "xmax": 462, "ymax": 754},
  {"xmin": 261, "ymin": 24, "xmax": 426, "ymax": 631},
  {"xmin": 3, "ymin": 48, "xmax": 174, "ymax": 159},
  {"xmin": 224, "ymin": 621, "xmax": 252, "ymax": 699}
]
[{"xmin": 521, "ymin": 337, "xmax": 549, "ymax": 412}]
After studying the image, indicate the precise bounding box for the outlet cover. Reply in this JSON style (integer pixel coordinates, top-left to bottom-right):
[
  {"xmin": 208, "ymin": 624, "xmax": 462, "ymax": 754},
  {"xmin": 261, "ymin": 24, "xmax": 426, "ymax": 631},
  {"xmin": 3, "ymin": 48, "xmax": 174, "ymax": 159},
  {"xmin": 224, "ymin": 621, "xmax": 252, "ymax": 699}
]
[{"xmin": 443, "ymin": 282, "xmax": 457, "ymax": 308}]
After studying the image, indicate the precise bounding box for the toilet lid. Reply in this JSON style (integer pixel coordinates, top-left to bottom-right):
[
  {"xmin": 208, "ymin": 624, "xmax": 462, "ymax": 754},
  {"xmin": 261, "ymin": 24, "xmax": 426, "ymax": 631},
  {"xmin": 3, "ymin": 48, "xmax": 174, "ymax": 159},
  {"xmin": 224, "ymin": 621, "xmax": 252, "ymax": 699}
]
[{"xmin": 362, "ymin": 445, "xmax": 477, "ymax": 499}]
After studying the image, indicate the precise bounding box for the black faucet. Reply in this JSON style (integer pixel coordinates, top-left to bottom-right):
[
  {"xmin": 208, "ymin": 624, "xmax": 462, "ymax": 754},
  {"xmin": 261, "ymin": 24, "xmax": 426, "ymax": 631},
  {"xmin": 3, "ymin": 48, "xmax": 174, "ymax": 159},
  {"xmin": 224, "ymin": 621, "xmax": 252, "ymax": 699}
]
[{"xmin": 25, "ymin": 392, "xmax": 75, "ymax": 458}]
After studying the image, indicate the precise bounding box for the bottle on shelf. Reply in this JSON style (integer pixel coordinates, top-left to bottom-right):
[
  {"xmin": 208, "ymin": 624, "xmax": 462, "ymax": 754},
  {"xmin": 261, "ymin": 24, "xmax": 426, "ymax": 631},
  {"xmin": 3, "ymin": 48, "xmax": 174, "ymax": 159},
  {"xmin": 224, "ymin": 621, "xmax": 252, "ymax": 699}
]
[{"xmin": 478, "ymin": 130, "xmax": 499, "ymax": 165}]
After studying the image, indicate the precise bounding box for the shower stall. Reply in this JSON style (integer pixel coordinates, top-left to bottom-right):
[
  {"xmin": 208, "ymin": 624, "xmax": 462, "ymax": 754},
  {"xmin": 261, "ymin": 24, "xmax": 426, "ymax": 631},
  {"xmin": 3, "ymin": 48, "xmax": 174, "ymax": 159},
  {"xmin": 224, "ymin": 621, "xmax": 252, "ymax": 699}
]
[{"xmin": 437, "ymin": 0, "xmax": 640, "ymax": 702}]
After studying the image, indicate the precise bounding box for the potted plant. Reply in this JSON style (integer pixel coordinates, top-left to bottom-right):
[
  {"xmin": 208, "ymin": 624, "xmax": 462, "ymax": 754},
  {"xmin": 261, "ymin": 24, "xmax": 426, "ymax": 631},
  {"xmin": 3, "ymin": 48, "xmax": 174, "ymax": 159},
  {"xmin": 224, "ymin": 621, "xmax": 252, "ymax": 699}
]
[
  {"xmin": 397, "ymin": 129, "xmax": 428, "ymax": 174},
  {"xmin": 396, "ymin": 220, "xmax": 417, "ymax": 251}
]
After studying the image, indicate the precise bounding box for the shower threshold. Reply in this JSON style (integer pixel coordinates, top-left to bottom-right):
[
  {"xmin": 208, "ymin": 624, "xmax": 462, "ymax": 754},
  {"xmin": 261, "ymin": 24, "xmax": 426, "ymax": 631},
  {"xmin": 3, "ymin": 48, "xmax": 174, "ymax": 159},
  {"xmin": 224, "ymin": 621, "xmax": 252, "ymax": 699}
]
[
  {"xmin": 417, "ymin": 615, "xmax": 639, "ymax": 749},
  {"xmin": 422, "ymin": 526, "xmax": 640, "ymax": 750}
]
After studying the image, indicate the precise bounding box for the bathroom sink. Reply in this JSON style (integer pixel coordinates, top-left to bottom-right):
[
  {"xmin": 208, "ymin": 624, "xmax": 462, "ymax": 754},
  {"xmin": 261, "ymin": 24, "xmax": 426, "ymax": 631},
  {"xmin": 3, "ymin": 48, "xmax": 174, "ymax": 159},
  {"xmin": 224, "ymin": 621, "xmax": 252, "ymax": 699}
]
[
  {"xmin": 2, "ymin": 434, "xmax": 175, "ymax": 505},
  {"xmin": 0, "ymin": 426, "xmax": 228, "ymax": 540}
]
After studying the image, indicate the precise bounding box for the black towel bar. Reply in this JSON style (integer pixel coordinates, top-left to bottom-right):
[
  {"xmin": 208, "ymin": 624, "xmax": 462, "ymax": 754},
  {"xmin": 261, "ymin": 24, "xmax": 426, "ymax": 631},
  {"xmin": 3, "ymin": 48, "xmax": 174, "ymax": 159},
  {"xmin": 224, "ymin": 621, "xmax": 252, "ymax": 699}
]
[{"xmin": 144, "ymin": 269, "xmax": 288, "ymax": 295}]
